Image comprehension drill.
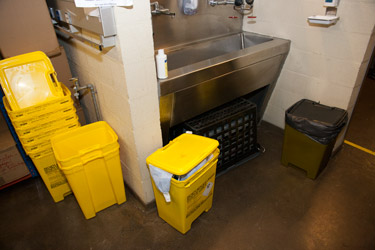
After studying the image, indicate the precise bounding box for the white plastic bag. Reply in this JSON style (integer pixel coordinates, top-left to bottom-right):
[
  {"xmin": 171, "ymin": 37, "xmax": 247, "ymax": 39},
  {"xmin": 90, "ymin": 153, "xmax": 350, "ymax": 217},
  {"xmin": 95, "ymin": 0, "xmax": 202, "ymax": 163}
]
[
  {"xmin": 149, "ymin": 164, "xmax": 173, "ymax": 202},
  {"xmin": 149, "ymin": 153, "xmax": 213, "ymax": 202},
  {"xmin": 178, "ymin": 153, "xmax": 213, "ymax": 181}
]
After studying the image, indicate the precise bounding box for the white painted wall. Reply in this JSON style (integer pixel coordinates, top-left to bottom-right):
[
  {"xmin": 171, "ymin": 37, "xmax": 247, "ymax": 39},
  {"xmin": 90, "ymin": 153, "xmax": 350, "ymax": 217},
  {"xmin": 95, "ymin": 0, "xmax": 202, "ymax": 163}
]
[
  {"xmin": 59, "ymin": 2, "xmax": 162, "ymax": 204},
  {"xmin": 243, "ymin": 0, "xmax": 375, "ymax": 145}
]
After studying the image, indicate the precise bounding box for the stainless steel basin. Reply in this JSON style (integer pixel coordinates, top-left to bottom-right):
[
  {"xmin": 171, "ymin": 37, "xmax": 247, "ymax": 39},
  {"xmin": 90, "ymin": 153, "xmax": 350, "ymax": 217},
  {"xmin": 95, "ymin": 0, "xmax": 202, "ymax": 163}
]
[
  {"xmin": 166, "ymin": 33, "xmax": 273, "ymax": 70},
  {"xmin": 159, "ymin": 31, "xmax": 290, "ymax": 144}
]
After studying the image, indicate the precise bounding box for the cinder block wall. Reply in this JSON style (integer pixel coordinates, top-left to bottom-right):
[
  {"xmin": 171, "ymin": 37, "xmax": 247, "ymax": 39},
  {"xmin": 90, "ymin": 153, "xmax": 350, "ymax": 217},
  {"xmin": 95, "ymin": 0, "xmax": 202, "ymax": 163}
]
[
  {"xmin": 243, "ymin": 0, "xmax": 375, "ymax": 146},
  {"xmin": 59, "ymin": 2, "xmax": 161, "ymax": 205}
]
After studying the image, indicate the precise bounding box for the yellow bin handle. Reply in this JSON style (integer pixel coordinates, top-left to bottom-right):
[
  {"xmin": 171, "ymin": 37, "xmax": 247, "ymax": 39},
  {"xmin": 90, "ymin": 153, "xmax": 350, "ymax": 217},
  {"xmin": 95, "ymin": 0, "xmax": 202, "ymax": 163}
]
[{"xmin": 79, "ymin": 144, "xmax": 104, "ymax": 165}]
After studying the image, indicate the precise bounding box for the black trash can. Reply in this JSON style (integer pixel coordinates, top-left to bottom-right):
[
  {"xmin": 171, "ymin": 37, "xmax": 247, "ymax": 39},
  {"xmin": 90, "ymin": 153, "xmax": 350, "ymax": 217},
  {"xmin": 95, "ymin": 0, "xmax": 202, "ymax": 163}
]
[{"xmin": 281, "ymin": 99, "xmax": 348, "ymax": 179}]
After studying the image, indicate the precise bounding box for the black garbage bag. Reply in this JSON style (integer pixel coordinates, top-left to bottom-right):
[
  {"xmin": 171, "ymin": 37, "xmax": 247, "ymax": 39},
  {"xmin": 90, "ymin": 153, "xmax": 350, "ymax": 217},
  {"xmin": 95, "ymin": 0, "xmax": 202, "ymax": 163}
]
[{"xmin": 285, "ymin": 99, "xmax": 348, "ymax": 145}]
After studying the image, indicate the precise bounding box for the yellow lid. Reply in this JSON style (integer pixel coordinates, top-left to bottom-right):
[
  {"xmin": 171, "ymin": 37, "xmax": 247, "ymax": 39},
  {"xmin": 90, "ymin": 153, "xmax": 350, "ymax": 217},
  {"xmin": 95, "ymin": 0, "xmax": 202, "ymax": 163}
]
[
  {"xmin": 0, "ymin": 51, "xmax": 63, "ymax": 110},
  {"xmin": 146, "ymin": 134, "xmax": 219, "ymax": 175}
]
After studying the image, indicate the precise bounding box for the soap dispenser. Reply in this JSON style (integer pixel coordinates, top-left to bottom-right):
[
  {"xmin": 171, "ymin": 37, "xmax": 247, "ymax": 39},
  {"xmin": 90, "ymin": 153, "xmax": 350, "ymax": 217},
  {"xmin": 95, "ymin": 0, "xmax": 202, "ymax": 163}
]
[
  {"xmin": 308, "ymin": 0, "xmax": 339, "ymax": 25},
  {"xmin": 324, "ymin": 0, "xmax": 339, "ymax": 7},
  {"xmin": 156, "ymin": 49, "xmax": 168, "ymax": 79}
]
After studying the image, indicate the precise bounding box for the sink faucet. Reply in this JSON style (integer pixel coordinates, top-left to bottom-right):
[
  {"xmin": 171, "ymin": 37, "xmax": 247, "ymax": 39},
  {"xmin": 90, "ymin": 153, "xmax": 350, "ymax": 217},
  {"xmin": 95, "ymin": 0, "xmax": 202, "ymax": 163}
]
[
  {"xmin": 151, "ymin": 2, "xmax": 175, "ymax": 17},
  {"xmin": 209, "ymin": 0, "xmax": 235, "ymax": 6},
  {"xmin": 209, "ymin": 0, "xmax": 254, "ymax": 15},
  {"xmin": 209, "ymin": 0, "xmax": 253, "ymax": 6}
]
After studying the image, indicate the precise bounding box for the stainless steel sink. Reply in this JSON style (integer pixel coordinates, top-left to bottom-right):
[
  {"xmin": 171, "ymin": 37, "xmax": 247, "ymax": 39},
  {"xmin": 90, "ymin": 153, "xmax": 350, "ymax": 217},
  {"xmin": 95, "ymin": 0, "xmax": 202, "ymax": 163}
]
[
  {"xmin": 166, "ymin": 32, "xmax": 273, "ymax": 70},
  {"xmin": 159, "ymin": 31, "xmax": 290, "ymax": 143}
]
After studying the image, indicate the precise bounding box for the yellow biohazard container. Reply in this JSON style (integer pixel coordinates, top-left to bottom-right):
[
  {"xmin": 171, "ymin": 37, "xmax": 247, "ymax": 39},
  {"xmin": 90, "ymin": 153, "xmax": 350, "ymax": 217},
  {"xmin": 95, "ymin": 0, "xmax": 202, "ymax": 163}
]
[
  {"xmin": 21, "ymin": 120, "xmax": 80, "ymax": 155},
  {"xmin": 19, "ymin": 120, "xmax": 80, "ymax": 146},
  {"xmin": 23, "ymin": 139, "xmax": 52, "ymax": 154},
  {"xmin": 50, "ymin": 121, "xmax": 126, "ymax": 219},
  {"xmin": 14, "ymin": 113, "xmax": 79, "ymax": 137},
  {"xmin": 0, "ymin": 51, "xmax": 64, "ymax": 110},
  {"xmin": 28, "ymin": 148, "xmax": 72, "ymax": 202},
  {"xmin": 146, "ymin": 133, "xmax": 219, "ymax": 234},
  {"xmin": 10, "ymin": 105, "xmax": 76, "ymax": 129},
  {"xmin": 3, "ymin": 84, "xmax": 72, "ymax": 120}
]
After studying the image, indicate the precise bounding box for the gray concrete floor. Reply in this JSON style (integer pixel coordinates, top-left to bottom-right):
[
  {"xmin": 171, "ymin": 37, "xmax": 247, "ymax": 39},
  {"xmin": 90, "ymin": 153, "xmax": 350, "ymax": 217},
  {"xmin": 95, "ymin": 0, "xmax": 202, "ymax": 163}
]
[
  {"xmin": 1, "ymin": 79, "xmax": 375, "ymax": 250},
  {"xmin": 345, "ymin": 77, "xmax": 375, "ymax": 150}
]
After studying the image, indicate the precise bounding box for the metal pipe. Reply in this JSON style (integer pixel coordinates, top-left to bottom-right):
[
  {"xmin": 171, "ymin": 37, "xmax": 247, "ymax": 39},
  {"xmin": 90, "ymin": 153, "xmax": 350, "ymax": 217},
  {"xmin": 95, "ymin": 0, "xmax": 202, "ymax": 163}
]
[
  {"xmin": 70, "ymin": 78, "xmax": 102, "ymax": 122},
  {"xmin": 87, "ymin": 84, "xmax": 102, "ymax": 121},
  {"xmin": 240, "ymin": 33, "xmax": 245, "ymax": 49}
]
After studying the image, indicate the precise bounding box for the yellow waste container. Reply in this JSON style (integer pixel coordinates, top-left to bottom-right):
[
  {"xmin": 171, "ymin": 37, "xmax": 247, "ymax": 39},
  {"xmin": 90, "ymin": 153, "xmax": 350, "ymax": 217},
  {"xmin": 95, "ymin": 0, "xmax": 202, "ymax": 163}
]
[
  {"xmin": 51, "ymin": 121, "xmax": 126, "ymax": 219},
  {"xmin": 0, "ymin": 51, "xmax": 64, "ymax": 110},
  {"xmin": 2, "ymin": 84, "xmax": 73, "ymax": 121},
  {"xmin": 28, "ymin": 148, "xmax": 72, "ymax": 202},
  {"xmin": 147, "ymin": 133, "xmax": 219, "ymax": 234}
]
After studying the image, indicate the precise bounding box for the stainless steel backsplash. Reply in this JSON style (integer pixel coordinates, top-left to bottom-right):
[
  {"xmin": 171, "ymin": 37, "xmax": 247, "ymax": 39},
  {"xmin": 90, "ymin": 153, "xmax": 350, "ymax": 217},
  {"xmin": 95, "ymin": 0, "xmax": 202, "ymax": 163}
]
[{"xmin": 151, "ymin": 0, "xmax": 242, "ymax": 50}]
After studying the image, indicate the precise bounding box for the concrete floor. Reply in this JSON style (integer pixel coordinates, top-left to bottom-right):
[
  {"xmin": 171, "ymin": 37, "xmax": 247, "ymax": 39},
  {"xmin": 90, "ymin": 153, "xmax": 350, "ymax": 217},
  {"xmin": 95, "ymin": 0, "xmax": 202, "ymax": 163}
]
[
  {"xmin": 345, "ymin": 77, "xmax": 375, "ymax": 150},
  {"xmin": 1, "ymin": 79, "xmax": 375, "ymax": 250}
]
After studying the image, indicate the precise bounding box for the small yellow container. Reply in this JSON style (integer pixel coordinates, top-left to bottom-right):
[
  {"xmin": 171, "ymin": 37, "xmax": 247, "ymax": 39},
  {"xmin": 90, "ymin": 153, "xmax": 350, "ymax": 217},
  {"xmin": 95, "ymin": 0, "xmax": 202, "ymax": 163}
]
[
  {"xmin": 29, "ymin": 148, "xmax": 72, "ymax": 202},
  {"xmin": 51, "ymin": 121, "xmax": 126, "ymax": 219},
  {"xmin": 19, "ymin": 120, "xmax": 80, "ymax": 146},
  {"xmin": 23, "ymin": 139, "xmax": 51, "ymax": 154},
  {"xmin": 14, "ymin": 113, "xmax": 78, "ymax": 137},
  {"xmin": 11, "ymin": 105, "xmax": 76, "ymax": 129},
  {"xmin": 3, "ymin": 84, "xmax": 73, "ymax": 121},
  {"xmin": 0, "ymin": 51, "xmax": 64, "ymax": 110},
  {"xmin": 146, "ymin": 134, "xmax": 219, "ymax": 234},
  {"xmin": 22, "ymin": 119, "xmax": 80, "ymax": 155}
]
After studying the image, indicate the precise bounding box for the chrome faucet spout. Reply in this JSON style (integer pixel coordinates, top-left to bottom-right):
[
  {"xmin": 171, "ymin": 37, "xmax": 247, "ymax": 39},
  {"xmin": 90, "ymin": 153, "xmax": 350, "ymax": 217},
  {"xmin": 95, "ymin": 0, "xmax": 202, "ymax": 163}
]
[
  {"xmin": 209, "ymin": 0, "xmax": 254, "ymax": 15},
  {"xmin": 209, "ymin": 0, "xmax": 235, "ymax": 6},
  {"xmin": 151, "ymin": 1, "xmax": 176, "ymax": 17}
]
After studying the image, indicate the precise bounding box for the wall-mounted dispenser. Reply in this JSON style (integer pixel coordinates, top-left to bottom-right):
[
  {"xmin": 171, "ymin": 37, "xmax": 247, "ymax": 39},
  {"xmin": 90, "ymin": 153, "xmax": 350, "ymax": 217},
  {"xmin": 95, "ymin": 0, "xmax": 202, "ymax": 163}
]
[
  {"xmin": 183, "ymin": 0, "xmax": 198, "ymax": 15},
  {"xmin": 308, "ymin": 0, "xmax": 339, "ymax": 26},
  {"xmin": 324, "ymin": 0, "xmax": 339, "ymax": 7}
]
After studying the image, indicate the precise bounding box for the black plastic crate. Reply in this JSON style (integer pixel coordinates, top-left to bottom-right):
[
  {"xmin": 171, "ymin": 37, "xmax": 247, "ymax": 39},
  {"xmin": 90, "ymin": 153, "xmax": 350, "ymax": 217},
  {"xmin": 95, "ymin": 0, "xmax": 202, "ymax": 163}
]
[{"xmin": 182, "ymin": 98, "xmax": 258, "ymax": 174}]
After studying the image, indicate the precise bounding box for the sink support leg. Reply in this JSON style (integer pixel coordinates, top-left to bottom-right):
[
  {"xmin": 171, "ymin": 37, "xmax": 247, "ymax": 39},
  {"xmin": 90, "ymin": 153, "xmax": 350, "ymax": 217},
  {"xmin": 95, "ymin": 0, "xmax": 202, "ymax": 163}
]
[{"xmin": 160, "ymin": 94, "xmax": 174, "ymax": 145}]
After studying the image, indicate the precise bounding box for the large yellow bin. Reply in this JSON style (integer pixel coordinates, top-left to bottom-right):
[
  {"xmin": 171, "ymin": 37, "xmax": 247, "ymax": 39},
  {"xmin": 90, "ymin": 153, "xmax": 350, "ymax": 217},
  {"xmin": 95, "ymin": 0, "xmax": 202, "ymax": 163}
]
[
  {"xmin": 28, "ymin": 148, "xmax": 72, "ymax": 202},
  {"xmin": 146, "ymin": 134, "xmax": 219, "ymax": 234},
  {"xmin": 51, "ymin": 121, "xmax": 126, "ymax": 219}
]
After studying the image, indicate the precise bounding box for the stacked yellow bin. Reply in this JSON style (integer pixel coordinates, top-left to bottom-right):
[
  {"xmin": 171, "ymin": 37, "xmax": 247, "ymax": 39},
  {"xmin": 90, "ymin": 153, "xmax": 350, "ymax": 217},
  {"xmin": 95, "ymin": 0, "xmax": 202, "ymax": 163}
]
[
  {"xmin": 0, "ymin": 51, "xmax": 80, "ymax": 202},
  {"xmin": 51, "ymin": 121, "xmax": 126, "ymax": 219}
]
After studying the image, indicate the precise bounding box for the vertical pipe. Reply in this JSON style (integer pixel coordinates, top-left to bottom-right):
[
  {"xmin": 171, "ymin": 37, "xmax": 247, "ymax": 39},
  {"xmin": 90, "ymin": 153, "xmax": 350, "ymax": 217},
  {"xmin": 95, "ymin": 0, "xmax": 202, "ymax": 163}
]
[
  {"xmin": 240, "ymin": 32, "xmax": 245, "ymax": 49},
  {"xmin": 88, "ymin": 84, "xmax": 102, "ymax": 121},
  {"xmin": 70, "ymin": 78, "xmax": 102, "ymax": 122}
]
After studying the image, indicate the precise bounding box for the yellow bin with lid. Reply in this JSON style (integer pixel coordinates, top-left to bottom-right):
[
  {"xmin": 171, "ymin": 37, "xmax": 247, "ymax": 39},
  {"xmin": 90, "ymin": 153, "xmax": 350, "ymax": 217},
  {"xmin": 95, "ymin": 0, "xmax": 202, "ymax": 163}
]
[
  {"xmin": 51, "ymin": 121, "xmax": 126, "ymax": 219},
  {"xmin": 146, "ymin": 134, "xmax": 219, "ymax": 234}
]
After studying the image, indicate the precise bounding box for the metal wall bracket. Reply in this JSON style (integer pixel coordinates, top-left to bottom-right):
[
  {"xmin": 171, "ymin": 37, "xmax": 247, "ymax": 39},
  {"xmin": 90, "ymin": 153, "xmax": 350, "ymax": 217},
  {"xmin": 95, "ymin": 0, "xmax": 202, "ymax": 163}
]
[
  {"xmin": 47, "ymin": 0, "xmax": 116, "ymax": 51},
  {"xmin": 54, "ymin": 25, "xmax": 115, "ymax": 51}
]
